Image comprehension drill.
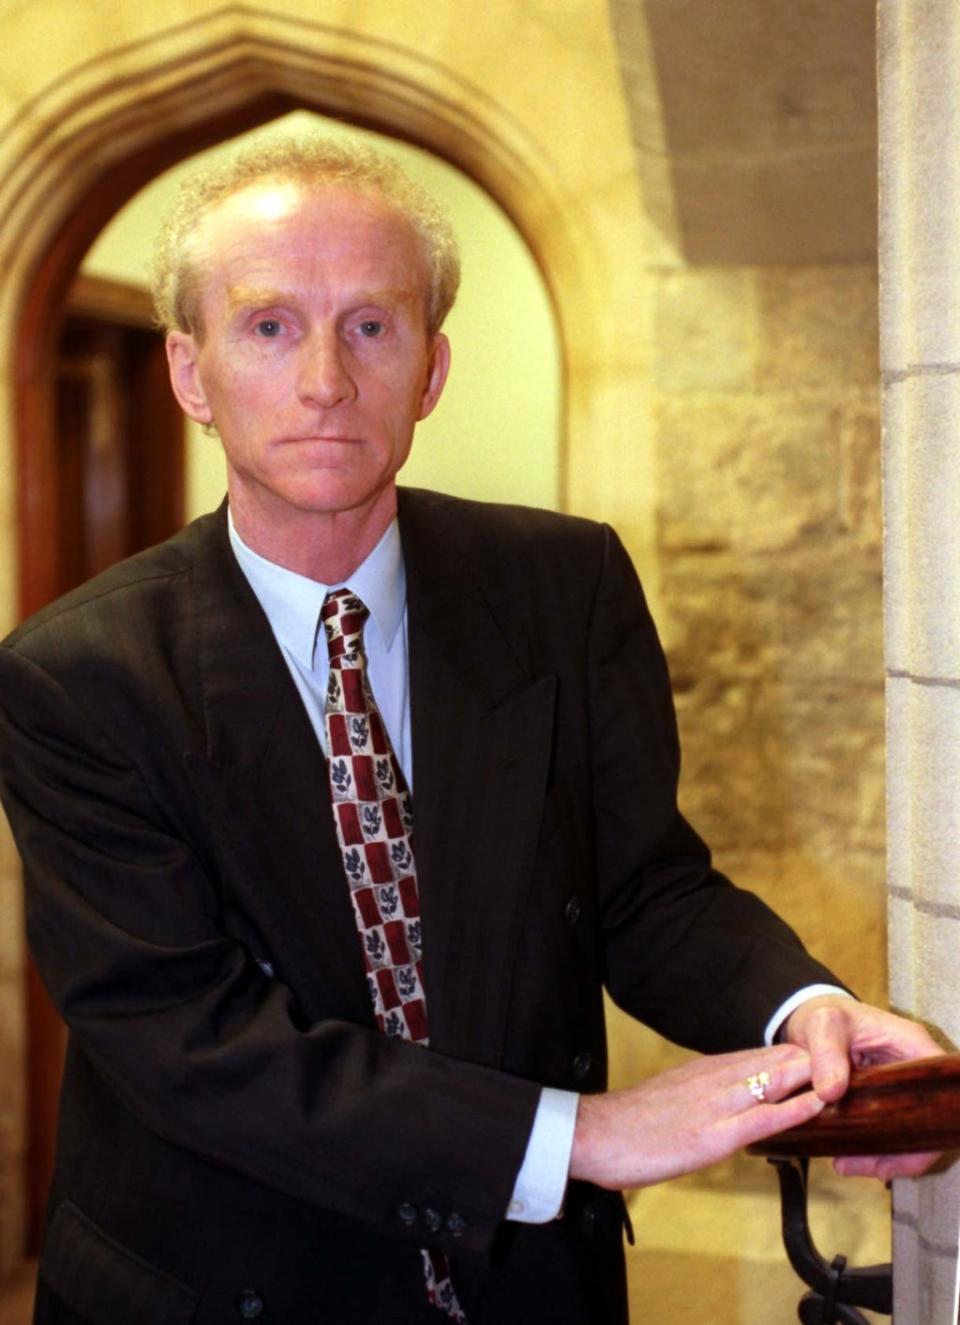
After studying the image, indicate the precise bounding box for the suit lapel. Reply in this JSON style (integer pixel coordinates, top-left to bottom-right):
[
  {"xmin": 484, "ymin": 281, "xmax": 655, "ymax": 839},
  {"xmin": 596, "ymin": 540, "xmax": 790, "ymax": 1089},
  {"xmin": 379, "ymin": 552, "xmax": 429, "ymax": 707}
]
[
  {"xmin": 399, "ymin": 491, "xmax": 557, "ymax": 1065},
  {"xmin": 183, "ymin": 509, "xmax": 372, "ymax": 1022}
]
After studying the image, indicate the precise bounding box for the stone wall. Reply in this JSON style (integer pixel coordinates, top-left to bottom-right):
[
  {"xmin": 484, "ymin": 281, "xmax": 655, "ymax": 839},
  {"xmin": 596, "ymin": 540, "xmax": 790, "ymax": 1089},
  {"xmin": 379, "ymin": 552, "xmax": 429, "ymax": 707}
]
[
  {"xmin": 612, "ymin": 257, "xmax": 892, "ymax": 1321},
  {"xmin": 658, "ymin": 261, "xmax": 885, "ymax": 1002}
]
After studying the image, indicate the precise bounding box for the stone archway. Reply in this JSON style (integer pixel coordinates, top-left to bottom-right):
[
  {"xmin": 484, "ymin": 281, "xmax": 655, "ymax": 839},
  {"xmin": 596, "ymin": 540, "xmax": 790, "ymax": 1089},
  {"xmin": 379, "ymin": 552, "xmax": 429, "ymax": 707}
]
[{"xmin": 1, "ymin": 5, "xmax": 610, "ymax": 621}]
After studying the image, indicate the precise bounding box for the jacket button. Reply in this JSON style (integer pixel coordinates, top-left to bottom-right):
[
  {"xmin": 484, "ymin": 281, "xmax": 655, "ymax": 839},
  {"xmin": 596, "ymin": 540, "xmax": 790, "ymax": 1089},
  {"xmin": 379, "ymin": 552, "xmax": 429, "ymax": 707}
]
[
  {"xmin": 446, "ymin": 1212, "xmax": 466, "ymax": 1237},
  {"xmin": 397, "ymin": 1202, "xmax": 418, "ymax": 1226},
  {"xmin": 236, "ymin": 1289, "xmax": 264, "ymax": 1319},
  {"xmin": 572, "ymin": 1051, "xmax": 593, "ymax": 1080},
  {"xmin": 423, "ymin": 1207, "xmax": 443, "ymax": 1233},
  {"xmin": 564, "ymin": 896, "xmax": 582, "ymax": 926},
  {"xmin": 580, "ymin": 1203, "xmax": 597, "ymax": 1238}
]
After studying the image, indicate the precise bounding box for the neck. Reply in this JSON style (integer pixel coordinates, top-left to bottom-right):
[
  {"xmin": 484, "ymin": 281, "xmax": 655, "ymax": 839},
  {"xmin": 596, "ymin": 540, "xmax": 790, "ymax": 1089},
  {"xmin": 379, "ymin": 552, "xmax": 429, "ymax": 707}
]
[{"xmin": 228, "ymin": 486, "xmax": 398, "ymax": 583}]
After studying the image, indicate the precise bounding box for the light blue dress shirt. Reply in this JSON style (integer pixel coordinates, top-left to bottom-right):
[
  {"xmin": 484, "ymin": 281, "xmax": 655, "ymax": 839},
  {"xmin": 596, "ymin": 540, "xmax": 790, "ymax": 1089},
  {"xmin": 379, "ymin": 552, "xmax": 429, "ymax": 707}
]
[
  {"xmin": 228, "ymin": 512, "xmax": 848, "ymax": 1222},
  {"xmin": 228, "ymin": 513, "xmax": 575, "ymax": 1223}
]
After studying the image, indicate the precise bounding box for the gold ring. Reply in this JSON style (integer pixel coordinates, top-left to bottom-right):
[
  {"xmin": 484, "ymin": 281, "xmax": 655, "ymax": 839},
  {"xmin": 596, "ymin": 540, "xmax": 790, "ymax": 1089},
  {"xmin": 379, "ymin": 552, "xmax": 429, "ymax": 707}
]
[{"xmin": 746, "ymin": 1070, "xmax": 771, "ymax": 1103}]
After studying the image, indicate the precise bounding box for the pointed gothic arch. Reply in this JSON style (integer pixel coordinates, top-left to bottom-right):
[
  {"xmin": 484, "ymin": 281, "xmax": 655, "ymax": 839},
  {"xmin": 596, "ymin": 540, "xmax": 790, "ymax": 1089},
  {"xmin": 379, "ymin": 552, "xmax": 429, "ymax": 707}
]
[{"xmin": 1, "ymin": 4, "xmax": 598, "ymax": 622}]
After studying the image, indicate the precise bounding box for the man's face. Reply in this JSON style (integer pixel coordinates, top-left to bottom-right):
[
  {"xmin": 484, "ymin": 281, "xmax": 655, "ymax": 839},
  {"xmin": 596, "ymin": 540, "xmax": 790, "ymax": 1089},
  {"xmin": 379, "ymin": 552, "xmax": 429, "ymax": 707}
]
[{"xmin": 166, "ymin": 180, "xmax": 450, "ymax": 541}]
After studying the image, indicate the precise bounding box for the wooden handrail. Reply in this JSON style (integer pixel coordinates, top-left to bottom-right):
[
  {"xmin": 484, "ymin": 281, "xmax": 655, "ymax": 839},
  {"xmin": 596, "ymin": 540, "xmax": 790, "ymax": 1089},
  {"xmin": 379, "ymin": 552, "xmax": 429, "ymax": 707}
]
[
  {"xmin": 749, "ymin": 1052, "xmax": 960, "ymax": 1157},
  {"xmin": 742, "ymin": 1055, "xmax": 960, "ymax": 1320}
]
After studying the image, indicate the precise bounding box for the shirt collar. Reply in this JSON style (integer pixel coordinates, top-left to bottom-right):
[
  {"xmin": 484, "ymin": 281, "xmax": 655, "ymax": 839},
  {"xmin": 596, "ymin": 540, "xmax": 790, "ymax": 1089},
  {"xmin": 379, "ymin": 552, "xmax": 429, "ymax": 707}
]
[{"xmin": 228, "ymin": 511, "xmax": 406, "ymax": 669}]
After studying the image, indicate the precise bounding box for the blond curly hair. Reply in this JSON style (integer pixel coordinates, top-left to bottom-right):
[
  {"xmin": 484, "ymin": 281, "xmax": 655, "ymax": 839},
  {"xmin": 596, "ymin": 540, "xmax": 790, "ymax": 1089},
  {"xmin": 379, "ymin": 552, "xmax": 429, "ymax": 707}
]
[{"xmin": 152, "ymin": 134, "xmax": 461, "ymax": 339}]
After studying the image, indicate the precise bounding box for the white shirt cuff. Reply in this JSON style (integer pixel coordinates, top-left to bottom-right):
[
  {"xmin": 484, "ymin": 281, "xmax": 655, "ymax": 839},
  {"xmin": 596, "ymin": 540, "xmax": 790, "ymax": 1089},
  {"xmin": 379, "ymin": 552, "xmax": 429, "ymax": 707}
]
[
  {"xmin": 505, "ymin": 1087, "xmax": 579, "ymax": 1223},
  {"xmin": 764, "ymin": 984, "xmax": 854, "ymax": 1045}
]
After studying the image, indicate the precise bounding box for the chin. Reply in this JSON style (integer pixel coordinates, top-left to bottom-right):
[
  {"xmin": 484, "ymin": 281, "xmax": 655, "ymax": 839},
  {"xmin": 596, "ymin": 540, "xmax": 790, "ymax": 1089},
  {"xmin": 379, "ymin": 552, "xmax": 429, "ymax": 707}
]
[{"xmin": 281, "ymin": 478, "xmax": 393, "ymax": 518}]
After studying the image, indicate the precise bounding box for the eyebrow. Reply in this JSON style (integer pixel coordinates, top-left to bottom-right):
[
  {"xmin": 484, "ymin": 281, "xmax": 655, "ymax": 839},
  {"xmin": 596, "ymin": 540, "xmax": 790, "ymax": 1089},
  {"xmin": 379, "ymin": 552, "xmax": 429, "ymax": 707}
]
[
  {"xmin": 225, "ymin": 285, "xmax": 422, "ymax": 314},
  {"xmin": 227, "ymin": 286, "xmax": 287, "ymax": 311}
]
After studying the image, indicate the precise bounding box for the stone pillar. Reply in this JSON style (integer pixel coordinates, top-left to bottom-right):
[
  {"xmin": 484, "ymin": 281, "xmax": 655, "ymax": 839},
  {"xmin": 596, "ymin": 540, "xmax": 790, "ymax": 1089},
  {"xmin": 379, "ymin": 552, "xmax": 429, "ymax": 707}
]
[{"xmin": 879, "ymin": 2, "xmax": 960, "ymax": 1319}]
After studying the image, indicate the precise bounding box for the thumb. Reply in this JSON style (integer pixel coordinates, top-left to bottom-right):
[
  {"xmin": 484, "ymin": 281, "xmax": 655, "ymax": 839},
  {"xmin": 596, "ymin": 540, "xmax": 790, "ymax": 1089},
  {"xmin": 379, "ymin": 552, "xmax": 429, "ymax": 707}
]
[{"xmin": 803, "ymin": 1013, "xmax": 852, "ymax": 1102}]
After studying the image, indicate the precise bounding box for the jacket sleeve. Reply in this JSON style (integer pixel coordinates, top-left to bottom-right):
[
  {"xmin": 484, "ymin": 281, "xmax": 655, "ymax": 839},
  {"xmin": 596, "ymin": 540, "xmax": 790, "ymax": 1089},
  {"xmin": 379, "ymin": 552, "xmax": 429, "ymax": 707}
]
[
  {"xmin": 0, "ymin": 642, "xmax": 539, "ymax": 1264},
  {"xmin": 587, "ymin": 525, "xmax": 846, "ymax": 1051}
]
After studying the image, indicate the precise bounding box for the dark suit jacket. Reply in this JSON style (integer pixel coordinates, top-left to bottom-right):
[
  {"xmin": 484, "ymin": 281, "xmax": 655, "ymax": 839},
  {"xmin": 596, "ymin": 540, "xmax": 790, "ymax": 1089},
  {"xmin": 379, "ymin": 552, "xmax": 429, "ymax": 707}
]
[{"xmin": 0, "ymin": 489, "xmax": 840, "ymax": 1324}]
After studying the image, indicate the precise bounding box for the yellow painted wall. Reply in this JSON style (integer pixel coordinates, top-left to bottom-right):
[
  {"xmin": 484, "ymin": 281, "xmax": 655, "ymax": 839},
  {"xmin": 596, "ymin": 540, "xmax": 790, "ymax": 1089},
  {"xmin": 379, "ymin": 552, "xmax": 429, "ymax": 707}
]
[{"xmin": 82, "ymin": 110, "xmax": 561, "ymax": 522}]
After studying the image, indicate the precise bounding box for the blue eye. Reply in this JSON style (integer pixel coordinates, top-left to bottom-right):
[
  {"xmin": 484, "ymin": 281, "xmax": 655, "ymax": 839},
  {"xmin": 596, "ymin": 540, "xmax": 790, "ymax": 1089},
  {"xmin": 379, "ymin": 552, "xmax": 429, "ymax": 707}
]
[
  {"xmin": 255, "ymin": 319, "xmax": 282, "ymax": 337},
  {"xmin": 359, "ymin": 320, "xmax": 383, "ymax": 338}
]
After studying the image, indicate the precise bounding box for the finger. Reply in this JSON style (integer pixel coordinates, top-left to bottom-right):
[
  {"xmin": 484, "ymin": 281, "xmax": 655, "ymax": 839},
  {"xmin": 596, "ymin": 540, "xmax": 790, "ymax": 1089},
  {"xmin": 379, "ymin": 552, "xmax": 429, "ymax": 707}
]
[
  {"xmin": 725, "ymin": 1048, "xmax": 814, "ymax": 1116},
  {"xmin": 857, "ymin": 1026, "xmax": 945, "ymax": 1065},
  {"xmin": 717, "ymin": 1053, "xmax": 822, "ymax": 1151},
  {"xmin": 802, "ymin": 1011, "xmax": 852, "ymax": 1103},
  {"xmin": 834, "ymin": 1151, "xmax": 941, "ymax": 1180},
  {"xmin": 728, "ymin": 1087, "xmax": 827, "ymax": 1151}
]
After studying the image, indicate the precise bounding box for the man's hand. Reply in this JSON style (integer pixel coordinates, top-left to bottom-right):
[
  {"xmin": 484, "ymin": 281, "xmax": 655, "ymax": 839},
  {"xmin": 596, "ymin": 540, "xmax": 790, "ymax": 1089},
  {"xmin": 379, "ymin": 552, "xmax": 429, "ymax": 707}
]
[
  {"xmin": 569, "ymin": 1043, "xmax": 825, "ymax": 1191},
  {"xmin": 783, "ymin": 995, "xmax": 945, "ymax": 1179}
]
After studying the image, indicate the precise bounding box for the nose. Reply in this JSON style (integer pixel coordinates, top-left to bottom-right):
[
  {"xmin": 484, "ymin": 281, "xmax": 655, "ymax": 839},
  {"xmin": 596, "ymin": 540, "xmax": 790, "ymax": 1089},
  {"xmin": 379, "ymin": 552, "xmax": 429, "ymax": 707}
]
[{"xmin": 297, "ymin": 331, "xmax": 357, "ymax": 409}]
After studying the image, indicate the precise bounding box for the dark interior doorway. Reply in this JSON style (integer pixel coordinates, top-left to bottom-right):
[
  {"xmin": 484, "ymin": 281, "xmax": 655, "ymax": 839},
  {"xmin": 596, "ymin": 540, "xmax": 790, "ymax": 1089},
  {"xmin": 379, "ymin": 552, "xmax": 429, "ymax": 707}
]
[
  {"xmin": 25, "ymin": 272, "xmax": 184, "ymax": 1250},
  {"xmin": 56, "ymin": 274, "xmax": 184, "ymax": 589}
]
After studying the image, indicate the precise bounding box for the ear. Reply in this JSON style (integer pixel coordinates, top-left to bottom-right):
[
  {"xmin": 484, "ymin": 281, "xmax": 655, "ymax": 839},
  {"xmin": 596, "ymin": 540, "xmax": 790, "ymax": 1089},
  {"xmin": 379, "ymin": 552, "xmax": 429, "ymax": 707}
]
[
  {"xmin": 416, "ymin": 333, "xmax": 451, "ymax": 422},
  {"xmin": 166, "ymin": 331, "xmax": 214, "ymax": 426}
]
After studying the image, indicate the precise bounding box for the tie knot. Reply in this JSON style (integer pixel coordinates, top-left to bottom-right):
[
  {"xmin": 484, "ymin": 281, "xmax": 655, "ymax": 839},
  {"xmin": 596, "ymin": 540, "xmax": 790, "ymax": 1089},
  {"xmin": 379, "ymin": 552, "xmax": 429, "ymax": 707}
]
[{"xmin": 321, "ymin": 589, "xmax": 369, "ymax": 667}]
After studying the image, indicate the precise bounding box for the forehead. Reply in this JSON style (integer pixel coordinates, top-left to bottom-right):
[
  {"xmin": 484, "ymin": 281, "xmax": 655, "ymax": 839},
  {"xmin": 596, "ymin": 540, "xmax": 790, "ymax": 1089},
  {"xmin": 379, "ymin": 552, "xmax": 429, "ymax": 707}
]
[{"xmin": 192, "ymin": 180, "xmax": 429, "ymax": 305}]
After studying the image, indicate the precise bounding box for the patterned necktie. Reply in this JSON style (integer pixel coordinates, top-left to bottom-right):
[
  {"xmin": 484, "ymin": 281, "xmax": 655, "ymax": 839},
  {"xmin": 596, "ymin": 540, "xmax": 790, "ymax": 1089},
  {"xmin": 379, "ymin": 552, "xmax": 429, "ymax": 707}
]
[{"xmin": 321, "ymin": 588, "xmax": 465, "ymax": 1323}]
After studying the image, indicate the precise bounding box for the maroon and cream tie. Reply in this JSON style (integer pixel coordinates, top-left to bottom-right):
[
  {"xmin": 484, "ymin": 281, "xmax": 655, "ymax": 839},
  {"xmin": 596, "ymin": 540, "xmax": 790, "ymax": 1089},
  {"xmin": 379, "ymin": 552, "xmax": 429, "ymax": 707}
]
[{"xmin": 321, "ymin": 588, "xmax": 465, "ymax": 1322}]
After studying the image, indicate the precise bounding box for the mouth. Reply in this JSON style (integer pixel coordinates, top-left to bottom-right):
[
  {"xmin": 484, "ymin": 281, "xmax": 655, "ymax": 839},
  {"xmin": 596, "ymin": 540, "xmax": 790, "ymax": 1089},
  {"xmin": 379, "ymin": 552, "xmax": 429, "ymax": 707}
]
[{"xmin": 282, "ymin": 435, "xmax": 360, "ymax": 445}]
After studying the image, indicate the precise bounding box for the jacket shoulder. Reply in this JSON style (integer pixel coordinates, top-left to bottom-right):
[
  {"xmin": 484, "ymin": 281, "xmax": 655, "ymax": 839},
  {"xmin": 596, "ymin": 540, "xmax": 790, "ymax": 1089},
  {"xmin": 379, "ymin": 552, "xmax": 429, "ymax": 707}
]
[
  {"xmin": 3, "ymin": 510, "xmax": 224, "ymax": 659},
  {"xmin": 398, "ymin": 486, "xmax": 604, "ymax": 542},
  {"xmin": 397, "ymin": 487, "xmax": 613, "ymax": 578},
  {"xmin": 396, "ymin": 488, "xmax": 646, "ymax": 663}
]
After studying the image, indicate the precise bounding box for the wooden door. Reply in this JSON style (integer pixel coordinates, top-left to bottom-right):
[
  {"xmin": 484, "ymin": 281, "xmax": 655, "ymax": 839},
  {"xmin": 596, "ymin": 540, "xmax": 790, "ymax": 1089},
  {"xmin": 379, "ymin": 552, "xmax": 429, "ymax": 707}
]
[{"xmin": 25, "ymin": 273, "xmax": 184, "ymax": 1249}]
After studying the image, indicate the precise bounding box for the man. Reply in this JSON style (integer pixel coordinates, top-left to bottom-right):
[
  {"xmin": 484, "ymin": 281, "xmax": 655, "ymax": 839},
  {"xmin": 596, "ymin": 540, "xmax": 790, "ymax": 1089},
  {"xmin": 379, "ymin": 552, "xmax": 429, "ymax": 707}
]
[{"xmin": 0, "ymin": 138, "xmax": 939, "ymax": 1324}]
